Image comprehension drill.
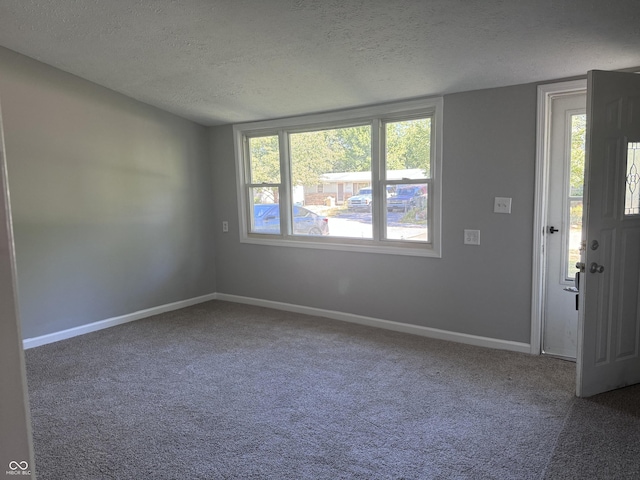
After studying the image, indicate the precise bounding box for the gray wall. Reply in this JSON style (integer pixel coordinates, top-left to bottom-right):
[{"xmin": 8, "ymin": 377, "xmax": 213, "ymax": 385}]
[
  {"xmin": 0, "ymin": 40, "xmax": 537, "ymax": 345},
  {"xmin": 211, "ymin": 84, "xmax": 537, "ymax": 344},
  {"xmin": 0, "ymin": 47, "xmax": 216, "ymax": 339}
]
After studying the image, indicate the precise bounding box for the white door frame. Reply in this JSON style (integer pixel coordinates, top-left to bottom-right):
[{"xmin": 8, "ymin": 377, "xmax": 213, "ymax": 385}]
[
  {"xmin": 0, "ymin": 99, "xmax": 35, "ymax": 475},
  {"xmin": 531, "ymin": 79, "xmax": 587, "ymax": 355}
]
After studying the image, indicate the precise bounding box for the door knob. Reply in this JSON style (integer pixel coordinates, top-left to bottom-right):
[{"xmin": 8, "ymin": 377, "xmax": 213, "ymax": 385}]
[
  {"xmin": 576, "ymin": 262, "xmax": 586, "ymax": 273},
  {"xmin": 589, "ymin": 262, "xmax": 605, "ymax": 274}
]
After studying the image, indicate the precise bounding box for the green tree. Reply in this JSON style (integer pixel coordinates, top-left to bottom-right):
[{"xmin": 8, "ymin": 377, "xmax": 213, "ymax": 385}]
[
  {"xmin": 385, "ymin": 119, "xmax": 431, "ymax": 176},
  {"xmin": 290, "ymin": 125, "xmax": 372, "ymax": 185},
  {"xmin": 328, "ymin": 125, "xmax": 371, "ymax": 173},
  {"xmin": 249, "ymin": 120, "xmax": 431, "ymax": 191},
  {"xmin": 249, "ymin": 135, "xmax": 280, "ymax": 184},
  {"xmin": 570, "ymin": 114, "xmax": 586, "ymax": 197},
  {"xmin": 290, "ymin": 130, "xmax": 336, "ymax": 186}
]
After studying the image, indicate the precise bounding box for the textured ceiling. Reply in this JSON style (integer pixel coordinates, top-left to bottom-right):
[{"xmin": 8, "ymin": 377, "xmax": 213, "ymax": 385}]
[{"xmin": 0, "ymin": 0, "xmax": 639, "ymax": 126}]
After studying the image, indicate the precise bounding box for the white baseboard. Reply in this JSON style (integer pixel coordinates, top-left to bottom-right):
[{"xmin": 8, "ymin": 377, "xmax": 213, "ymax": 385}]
[
  {"xmin": 22, "ymin": 293, "xmax": 217, "ymax": 349},
  {"xmin": 216, "ymin": 293, "xmax": 532, "ymax": 354},
  {"xmin": 23, "ymin": 292, "xmax": 531, "ymax": 354}
]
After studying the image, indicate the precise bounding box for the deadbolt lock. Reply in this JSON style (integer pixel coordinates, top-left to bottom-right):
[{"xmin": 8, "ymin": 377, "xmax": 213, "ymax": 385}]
[{"xmin": 591, "ymin": 240, "xmax": 599, "ymax": 250}]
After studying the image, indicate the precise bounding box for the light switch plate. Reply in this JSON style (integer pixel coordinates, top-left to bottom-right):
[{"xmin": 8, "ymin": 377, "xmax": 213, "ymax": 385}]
[
  {"xmin": 464, "ymin": 229, "xmax": 480, "ymax": 245},
  {"xmin": 494, "ymin": 197, "xmax": 512, "ymax": 214}
]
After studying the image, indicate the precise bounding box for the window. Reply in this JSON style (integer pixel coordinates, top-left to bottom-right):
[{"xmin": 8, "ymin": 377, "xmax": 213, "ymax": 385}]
[
  {"xmin": 625, "ymin": 141, "xmax": 640, "ymax": 216},
  {"xmin": 383, "ymin": 118, "xmax": 431, "ymax": 242},
  {"xmin": 233, "ymin": 98, "xmax": 442, "ymax": 257},
  {"xmin": 566, "ymin": 113, "xmax": 585, "ymax": 280}
]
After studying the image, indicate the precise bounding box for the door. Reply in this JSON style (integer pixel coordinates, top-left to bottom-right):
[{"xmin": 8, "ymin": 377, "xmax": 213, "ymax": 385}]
[
  {"xmin": 543, "ymin": 92, "xmax": 586, "ymax": 359},
  {"xmin": 577, "ymin": 70, "xmax": 640, "ymax": 397}
]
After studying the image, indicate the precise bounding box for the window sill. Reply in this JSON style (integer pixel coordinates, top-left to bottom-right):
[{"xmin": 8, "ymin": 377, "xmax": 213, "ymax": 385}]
[{"xmin": 241, "ymin": 234, "xmax": 441, "ymax": 258}]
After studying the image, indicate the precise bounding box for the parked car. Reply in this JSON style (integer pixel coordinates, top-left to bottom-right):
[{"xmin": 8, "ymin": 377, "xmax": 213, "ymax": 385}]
[
  {"xmin": 347, "ymin": 187, "xmax": 373, "ymax": 212},
  {"xmin": 253, "ymin": 204, "xmax": 329, "ymax": 235},
  {"xmin": 347, "ymin": 186, "xmax": 398, "ymax": 212},
  {"xmin": 387, "ymin": 185, "xmax": 427, "ymax": 212}
]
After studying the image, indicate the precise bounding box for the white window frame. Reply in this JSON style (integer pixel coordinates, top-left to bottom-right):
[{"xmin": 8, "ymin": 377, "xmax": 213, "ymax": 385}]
[{"xmin": 233, "ymin": 97, "xmax": 443, "ymax": 257}]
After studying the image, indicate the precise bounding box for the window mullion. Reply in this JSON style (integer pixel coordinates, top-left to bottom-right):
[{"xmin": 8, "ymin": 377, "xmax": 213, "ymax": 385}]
[
  {"xmin": 279, "ymin": 130, "xmax": 292, "ymax": 236},
  {"xmin": 242, "ymin": 136, "xmax": 252, "ymax": 233},
  {"xmin": 371, "ymin": 119, "xmax": 382, "ymax": 241}
]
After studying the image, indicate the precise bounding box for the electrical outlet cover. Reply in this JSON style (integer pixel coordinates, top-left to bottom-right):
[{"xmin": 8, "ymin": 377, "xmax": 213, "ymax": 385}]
[
  {"xmin": 464, "ymin": 229, "xmax": 480, "ymax": 245},
  {"xmin": 494, "ymin": 197, "xmax": 512, "ymax": 214}
]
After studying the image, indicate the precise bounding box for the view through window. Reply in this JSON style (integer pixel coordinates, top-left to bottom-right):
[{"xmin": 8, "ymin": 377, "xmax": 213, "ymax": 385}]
[
  {"xmin": 566, "ymin": 113, "xmax": 585, "ymax": 280},
  {"xmin": 383, "ymin": 118, "xmax": 431, "ymax": 242},
  {"xmin": 291, "ymin": 125, "xmax": 373, "ymax": 239},
  {"xmin": 235, "ymin": 99, "xmax": 442, "ymax": 256}
]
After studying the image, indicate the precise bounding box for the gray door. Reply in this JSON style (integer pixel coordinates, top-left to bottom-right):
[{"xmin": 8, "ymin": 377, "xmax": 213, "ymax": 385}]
[{"xmin": 577, "ymin": 70, "xmax": 640, "ymax": 397}]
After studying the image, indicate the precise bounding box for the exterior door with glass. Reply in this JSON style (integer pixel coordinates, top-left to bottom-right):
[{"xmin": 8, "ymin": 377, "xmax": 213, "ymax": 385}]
[{"xmin": 577, "ymin": 70, "xmax": 640, "ymax": 397}]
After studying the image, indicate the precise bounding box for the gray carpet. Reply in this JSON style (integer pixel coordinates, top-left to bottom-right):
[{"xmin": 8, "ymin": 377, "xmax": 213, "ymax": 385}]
[{"xmin": 24, "ymin": 300, "xmax": 640, "ymax": 479}]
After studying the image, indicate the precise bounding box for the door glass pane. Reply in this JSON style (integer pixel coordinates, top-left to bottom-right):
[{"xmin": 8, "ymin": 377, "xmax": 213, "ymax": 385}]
[
  {"xmin": 249, "ymin": 135, "xmax": 280, "ymax": 184},
  {"xmin": 289, "ymin": 125, "xmax": 372, "ymax": 239},
  {"xmin": 566, "ymin": 114, "xmax": 585, "ymax": 279},
  {"xmin": 625, "ymin": 141, "xmax": 640, "ymax": 216}
]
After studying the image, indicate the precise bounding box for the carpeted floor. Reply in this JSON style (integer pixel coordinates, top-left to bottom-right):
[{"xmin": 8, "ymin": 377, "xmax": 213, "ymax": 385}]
[{"xmin": 24, "ymin": 300, "xmax": 640, "ymax": 479}]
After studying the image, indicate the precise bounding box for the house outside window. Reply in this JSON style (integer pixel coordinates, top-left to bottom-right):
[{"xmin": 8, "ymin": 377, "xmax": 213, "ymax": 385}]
[{"xmin": 233, "ymin": 98, "xmax": 442, "ymax": 257}]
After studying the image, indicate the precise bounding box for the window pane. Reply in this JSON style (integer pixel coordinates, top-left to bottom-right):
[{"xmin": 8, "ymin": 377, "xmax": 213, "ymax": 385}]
[
  {"xmin": 385, "ymin": 184, "xmax": 429, "ymax": 242},
  {"xmin": 625, "ymin": 141, "xmax": 640, "ymax": 216},
  {"xmin": 569, "ymin": 114, "xmax": 586, "ymax": 197},
  {"xmin": 566, "ymin": 200, "xmax": 583, "ymax": 279},
  {"xmin": 291, "ymin": 205, "xmax": 329, "ymax": 236},
  {"xmin": 386, "ymin": 118, "xmax": 431, "ymax": 178},
  {"xmin": 250, "ymin": 187, "xmax": 280, "ymax": 234},
  {"xmin": 290, "ymin": 125, "xmax": 373, "ymax": 239},
  {"xmin": 249, "ymin": 135, "xmax": 280, "ymax": 184},
  {"xmin": 565, "ymin": 114, "xmax": 585, "ymax": 280}
]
